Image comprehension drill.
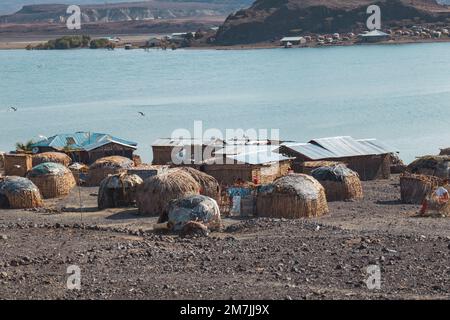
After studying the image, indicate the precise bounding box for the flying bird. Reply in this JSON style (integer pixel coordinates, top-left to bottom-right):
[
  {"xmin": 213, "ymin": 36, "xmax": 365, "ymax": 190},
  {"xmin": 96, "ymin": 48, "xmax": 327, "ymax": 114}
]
[
  {"xmin": 9, "ymin": 107, "xmax": 17, "ymax": 112},
  {"xmin": 138, "ymin": 112, "xmax": 145, "ymax": 117}
]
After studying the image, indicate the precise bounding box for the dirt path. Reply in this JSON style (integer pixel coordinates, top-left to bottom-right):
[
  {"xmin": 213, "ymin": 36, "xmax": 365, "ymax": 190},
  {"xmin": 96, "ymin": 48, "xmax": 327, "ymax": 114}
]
[{"xmin": 0, "ymin": 175, "xmax": 449, "ymax": 299}]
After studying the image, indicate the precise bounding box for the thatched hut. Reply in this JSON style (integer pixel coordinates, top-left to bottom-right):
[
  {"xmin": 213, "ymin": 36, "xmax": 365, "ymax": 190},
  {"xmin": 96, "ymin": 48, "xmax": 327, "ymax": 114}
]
[
  {"xmin": 0, "ymin": 176, "xmax": 43, "ymax": 209},
  {"xmin": 27, "ymin": 163, "xmax": 76, "ymax": 199},
  {"xmin": 32, "ymin": 152, "xmax": 72, "ymax": 167},
  {"xmin": 439, "ymin": 148, "xmax": 450, "ymax": 156},
  {"xmin": 98, "ymin": 173, "xmax": 143, "ymax": 209},
  {"xmin": 165, "ymin": 195, "xmax": 222, "ymax": 232},
  {"xmin": 86, "ymin": 156, "xmax": 134, "ymax": 186},
  {"xmin": 407, "ymin": 156, "xmax": 450, "ymax": 179},
  {"xmin": 256, "ymin": 174, "xmax": 328, "ymax": 218},
  {"xmin": 179, "ymin": 167, "xmax": 220, "ymax": 201},
  {"xmin": 390, "ymin": 153, "xmax": 406, "ymax": 174},
  {"xmin": 299, "ymin": 161, "xmax": 342, "ymax": 175},
  {"xmin": 311, "ymin": 164, "xmax": 363, "ymax": 201},
  {"xmin": 68, "ymin": 162, "xmax": 89, "ymax": 185},
  {"xmin": 400, "ymin": 173, "xmax": 441, "ymax": 204},
  {"xmin": 136, "ymin": 168, "xmax": 200, "ymax": 217}
]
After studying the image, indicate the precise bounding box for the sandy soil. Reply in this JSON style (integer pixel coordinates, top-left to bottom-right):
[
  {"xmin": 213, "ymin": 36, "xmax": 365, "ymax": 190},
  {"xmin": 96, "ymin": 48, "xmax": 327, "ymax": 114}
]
[{"xmin": 0, "ymin": 174, "xmax": 449, "ymax": 300}]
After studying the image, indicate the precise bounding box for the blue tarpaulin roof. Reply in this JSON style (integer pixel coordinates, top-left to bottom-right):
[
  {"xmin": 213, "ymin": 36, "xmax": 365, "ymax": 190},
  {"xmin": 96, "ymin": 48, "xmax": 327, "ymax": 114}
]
[{"xmin": 31, "ymin": 132, "xmax": 137, "ymax": 152}]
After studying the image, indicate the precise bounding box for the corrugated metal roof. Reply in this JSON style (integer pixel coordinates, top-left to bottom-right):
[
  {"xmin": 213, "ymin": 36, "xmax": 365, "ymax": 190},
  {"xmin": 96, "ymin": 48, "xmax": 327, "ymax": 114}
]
[
  {"xmin": 280, "ymin": 142, "xmax": 336, "ymax": 160},
  {"xmin": 281, "ymin": 136, "xmax": 393, "ymax": 160},
  {"xmin": 281, "ymin": 37, "xmax": 304, "ymax": 41},
  {"xmin": 152, "ymin": 138, "xmax": 223, "ymax": 147},
  {"xmin": 309, "ymin": 136, "xmax": 376, "ymax": 157},
  {"xmin": 31, "ymin": 132, "xmax": 137, "ymax": 151},
  {"xmin": 229, "ymin": 150, "xmax": 292, "ymax": 165},
  {"xmin": 215, "ymin": 145, "xmax": 279, "ymax": 156}
]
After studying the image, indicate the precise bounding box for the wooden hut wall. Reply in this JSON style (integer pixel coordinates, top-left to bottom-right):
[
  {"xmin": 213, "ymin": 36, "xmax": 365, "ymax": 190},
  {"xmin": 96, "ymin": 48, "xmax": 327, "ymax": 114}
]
[
  {"xmin": 342, "ymin": 154, "xmax": 391, "ymax": 181},
  {"xmin": 4, "ymin": 154, "xmax": 32, "ymax": 177},
  {"xmin": 152, "ymin": 146, "xmax": 174, "ymax": 165},
  {"xmin": 203, "ymin": 164, "xmax": 255, "ymax": 185}
]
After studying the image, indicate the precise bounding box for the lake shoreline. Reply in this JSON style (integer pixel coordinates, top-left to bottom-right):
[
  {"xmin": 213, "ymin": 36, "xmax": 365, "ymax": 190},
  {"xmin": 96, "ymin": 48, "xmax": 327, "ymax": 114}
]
[{"xmin": 1, "ymin": 34, "xmax": 450, "ymax": 50}]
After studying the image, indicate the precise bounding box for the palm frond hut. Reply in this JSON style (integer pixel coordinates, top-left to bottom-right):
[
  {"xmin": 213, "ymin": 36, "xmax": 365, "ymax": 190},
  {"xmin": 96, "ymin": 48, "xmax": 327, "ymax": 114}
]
[
  {"xmin": 311, "ymin": 164, "xmax": 363, "ymax": 201},
  {"xmin": 32, "ymin": 152, "xmax": 72, "ymax": 167},
  {"xmin": 407, "ymin": 156, "xmax": 450, "ymax": 179},
  {"xmin": 27, "ymin": 163, "xmax": 76, "ymax": 199},
  {"xmin": 136, "ymin": 168, "xmax": 200, "ymax": 218},
  {"xmin": 0, "ymin": 176, "xmax": 43, "ymax": 209},
  {"xmin": 400, "ymin": 173, "xmax": 441, "ymax": 204},
  {"xmin": 87, "ymin": 156, "xmax": 134, "ymax": 186},
  {"xmin": 165, "ymin": 195, "xmax": 222, "ymax": 232},
  {"xmin": 98, "ymin": 173, "xmax": 143, "ymax": 209},
  {"xmin": 256, "ymin": 174, "xmax": 328, "ymax": 218},
  {"xmin": 179, "ymin": 167, "xmax": 221, "ymax": 201}
]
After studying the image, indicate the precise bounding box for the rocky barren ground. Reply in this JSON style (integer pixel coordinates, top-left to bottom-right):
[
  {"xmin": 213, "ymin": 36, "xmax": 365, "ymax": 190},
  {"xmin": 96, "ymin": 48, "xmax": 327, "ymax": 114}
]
[{"xmin": 0, "ymin": 175, "xmax": 449, "ymax": 300}]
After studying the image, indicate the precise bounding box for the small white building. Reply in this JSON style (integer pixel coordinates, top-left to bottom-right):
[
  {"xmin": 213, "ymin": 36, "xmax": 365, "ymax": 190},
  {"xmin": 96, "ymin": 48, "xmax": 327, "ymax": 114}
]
[{"xmin": 280, "ymin": 36, "xmax": 306, "ymax": 46}]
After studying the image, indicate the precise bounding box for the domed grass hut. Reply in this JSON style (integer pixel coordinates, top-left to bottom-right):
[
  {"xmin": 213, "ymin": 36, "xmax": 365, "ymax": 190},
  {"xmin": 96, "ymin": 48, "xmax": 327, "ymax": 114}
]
[
  {"xmin": 311, "ymin": 164, "xmax": 363, "ymax": 201},
  {"xmin": 179, "ymin": 167, "xmax": 220, "ymax": 201},
  {"xmin": 27, "ymin": 163, "xmax": 76, "ymax": 199},
  {"xmin": 98, "ymin": 173, "xmax": 143, "ymax": 209},
  {"xmin": 32, "ymin": 152, "xmax": 72, "ymax": 167},
  {"xmin": 407, "ymin": 156, "xmax": 450, "ymax": 179},
  {"xmin": 87, "ymin": 156, "xmax": 134, "ymax": 186},
  {"xmin": 256, "ymin": 174, "xmax": 328, "ymax": 218},
  {"xmin": 0, "ymin": 176, "xmax": 43, "ymax": 209},
  {"xmin": 400, "ymin": 173, "xmax": 441, "ymax": 204},
  {"xmin": 165, "ymin": 195, "xmax": 222, "ymax": 232},
  {"xmin": 137, "ymin": 168, "xmax": 200, "ymax": 218}
]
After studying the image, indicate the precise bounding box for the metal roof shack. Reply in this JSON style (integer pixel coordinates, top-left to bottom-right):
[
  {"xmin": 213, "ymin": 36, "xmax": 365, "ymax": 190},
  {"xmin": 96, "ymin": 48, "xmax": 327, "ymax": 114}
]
[
  {"xmin": 31, "ymin": 132, "xmax": 137, "ymax": 165},
  {"xmin": 358, "ymin": 30, "xmax": 390, "ymax": 43},
  {"xmin": 279, "ymin": 136, "xmax": 395, "ymax": 180},
  {"xmin": 199, "ymin": 146, "xmax": 293, "ymax": 185}
]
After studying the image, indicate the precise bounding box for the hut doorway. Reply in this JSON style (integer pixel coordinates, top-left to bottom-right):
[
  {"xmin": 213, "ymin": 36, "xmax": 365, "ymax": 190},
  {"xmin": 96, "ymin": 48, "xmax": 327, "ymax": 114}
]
[{"xmin": 0, "ymin": 193, "xmax": 10, "ymax": 209}]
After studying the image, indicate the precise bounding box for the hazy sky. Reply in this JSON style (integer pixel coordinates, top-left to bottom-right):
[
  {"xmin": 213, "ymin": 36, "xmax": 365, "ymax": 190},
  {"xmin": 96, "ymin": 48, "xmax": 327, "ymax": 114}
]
[{"xmin": 0, "ymin": 0, "xmax": 143, "ymax": 15}]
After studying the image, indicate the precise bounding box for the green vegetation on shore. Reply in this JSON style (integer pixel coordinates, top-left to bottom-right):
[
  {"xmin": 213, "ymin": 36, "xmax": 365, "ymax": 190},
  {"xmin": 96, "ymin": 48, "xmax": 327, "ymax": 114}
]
[{"xmin": 27, "ymin": 35, "xmax": 115, "ymax": 50}]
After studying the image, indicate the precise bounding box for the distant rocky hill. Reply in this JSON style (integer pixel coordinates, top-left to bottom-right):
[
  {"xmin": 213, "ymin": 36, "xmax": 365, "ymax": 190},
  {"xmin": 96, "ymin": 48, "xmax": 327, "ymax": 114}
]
[
  {"xmin": 0, "ymin": 1, "xmax": 253, "ymax": 23},
  {"xmin": 215, "ymin": 0, "xmax": 450, "ymax": 44}
]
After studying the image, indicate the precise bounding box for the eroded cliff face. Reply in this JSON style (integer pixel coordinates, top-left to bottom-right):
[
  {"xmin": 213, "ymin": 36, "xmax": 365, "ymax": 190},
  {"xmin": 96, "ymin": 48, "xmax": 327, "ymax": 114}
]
[
  {"xmin": 0, "ymin": 1, "xmax": 252, "ymax": 24},
  {"xmin": 214, "ymin": 0, "xmax": 450, "ymax": 44}
]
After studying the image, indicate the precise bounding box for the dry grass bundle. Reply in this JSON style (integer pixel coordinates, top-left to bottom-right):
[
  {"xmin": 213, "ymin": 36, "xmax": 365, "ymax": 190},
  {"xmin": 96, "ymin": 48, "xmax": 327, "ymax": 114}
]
[
  {"xmin": 407, "ymin": 155, "xmax": 450, "ymax": 178},
  {"xmin": 98, "ymin": 173, "xmax": 143, "ymax": 209},
  {"xmin": 311, "ymin": 164, "xmax": 363, "ymax": 201},
  {"xmin": 300, "ymin": 161, "xmax": 342, "ymax": 175},
  {"xmin": 27, "ymin": 162, "xmax": 76, "ymax": 199},
  {"xmin": 32, "ymin": 152, "xmax": 72, "ymax": 167},
  {"xmin": 400, "ymin": 173, "xmax": 441, "ymax": 204},
  {"xmin": 256, "ymin": 173, "xmax": 328, "ymax": 219},
  {"xmin": 179, "ymin": 167, "xmax": 221, "ymax": 201},
  {"xmin": 136, "ymin": 168, "xmax": 200, "ymax": 217},
  {"xmin": 87, "ymin": 156, "xmax": 134, "ymax": 186},
  {"xmin": 0, "ymin": 176, "xmax": 43, "ymax": 209}
]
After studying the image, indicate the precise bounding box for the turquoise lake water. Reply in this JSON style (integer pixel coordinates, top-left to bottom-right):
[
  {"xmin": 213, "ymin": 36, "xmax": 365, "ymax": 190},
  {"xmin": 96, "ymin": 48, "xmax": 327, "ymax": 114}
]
[{"xmin": 1, "ymin": 43, "xmax": 450, "ymax": 163}]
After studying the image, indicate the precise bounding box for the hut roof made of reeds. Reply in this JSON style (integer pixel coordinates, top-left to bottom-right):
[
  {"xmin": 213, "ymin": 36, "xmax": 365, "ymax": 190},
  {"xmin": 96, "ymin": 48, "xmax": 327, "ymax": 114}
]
[
  {"xmin": 179, "ymin": 167, "xmax": 219, "ymax": 187},
  {"xmin": 311, "ymin": 164, "xmax": 359, "ymax": 182},
  {"xmin": 101, "ymin": 173, "xmax": 143, "ymax": 189},
  {"xmin": 259, "ymin": 174, "xmax": 324, "ymax": 200},
  {"xmin": 90, "ymin": 156, "xmax": 134, "ymax": 170},
  {"xmin": 407, "ymin": 155, "xmax": 450, "ymax": 171},
  {"xmin": 28, "ymin": 162, "xmax": 70, "ymax": 177},
  {"xmin": 143, "ymin": 169, "xmax": 200, "ymax": 192},
  {"xmin": 33, "ymin": 152, "xmax": 71, "ymax": 162},
  {"xmin": 0, "ymin": 176, "xmax": 40, "ymax": 194}
]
